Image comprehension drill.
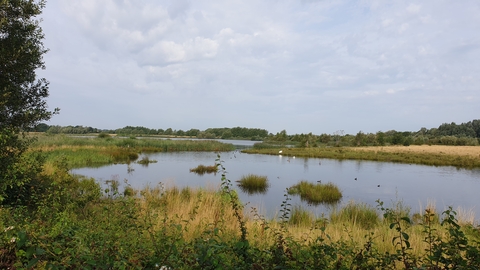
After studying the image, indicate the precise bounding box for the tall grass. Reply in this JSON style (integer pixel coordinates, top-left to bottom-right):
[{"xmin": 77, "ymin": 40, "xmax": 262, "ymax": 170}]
[
  {"xmin": 329, "ymin": 201, "xmax": 379, "ymax": 229},
  {"xmin": 288, "ymin": 180, "xmax": 342, "ymax": 204},
  {"xmin": 288, "ymin": 205, "xmax": 314, "ymax": 227}
]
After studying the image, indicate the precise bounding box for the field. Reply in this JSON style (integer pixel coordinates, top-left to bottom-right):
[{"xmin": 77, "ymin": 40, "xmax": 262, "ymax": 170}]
[{"xmin": 353, "ymin": 145, "xmax": 480, "ymax": 157}]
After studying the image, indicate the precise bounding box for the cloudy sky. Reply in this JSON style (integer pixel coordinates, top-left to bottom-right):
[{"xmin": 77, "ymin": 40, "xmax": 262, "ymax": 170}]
[{"xmin": 39, "ymin": 0, "xmax": 479, "ymax": 135}]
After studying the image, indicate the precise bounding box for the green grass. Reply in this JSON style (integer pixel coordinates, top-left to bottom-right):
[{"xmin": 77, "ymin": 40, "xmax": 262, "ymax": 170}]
[
  {"xmin": 236, "ymin": 174, "xmax": 269, "ymax": 194},
  {"xmin": 288, "ymin": 205, "xmax": 315, "ymax": 227},
  {"xmin": 329, "ymin": 201, "xmax": 379, "ymax": 229},
  {"xmin": 288, "ymin": 180, "xmax": 342, "ymax": 205},
  {"xmin": 189, "ymin": 164, "xmax": 218, "ymax": 175}
]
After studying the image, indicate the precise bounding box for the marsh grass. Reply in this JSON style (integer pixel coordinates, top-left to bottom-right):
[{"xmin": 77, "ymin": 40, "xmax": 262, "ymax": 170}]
[
  {"xmin": 28, "ymin": 133, "xmax": 235, "ymax": 168},
  {"xmin": 288, "ymin": 180, "xmax": 342, "ymax": 204},
  {"xmin": 189, "ymin": 164, "xmax": 218, "ymax": 175},
  {"xmin": 3, "ymin": 151, "xmax": 480, "ymax": 268},
  {"xmin": 236, "ymin": 174, "xmax": 269, "ymax": 194},
  {"xmin": 289, "ymin": 205, "xmax": 314, "ymax": 227},
  {"xmin": 243, "ymin": 145, "xmax": 480, "ymax": 168},
  {"xmin": 2, "ymin": 173, "xmax": 480, "ymax": 269},
  {"xmin": 329, "ymin": 201, "xmax": 379, "ymax": 229}
]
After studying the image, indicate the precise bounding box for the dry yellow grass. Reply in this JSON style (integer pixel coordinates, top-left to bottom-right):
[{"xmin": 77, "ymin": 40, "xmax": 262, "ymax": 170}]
[
  {"xmin": 131, "ymin": 185, "xmax": 480, "ymax": 258},
  {"xmin": 353, "ymin": 145, "xmax": 480, "ymax": 157},
  {"xmin": 137, "ymin": 184, "xmax": 243, "ymax": 241}
]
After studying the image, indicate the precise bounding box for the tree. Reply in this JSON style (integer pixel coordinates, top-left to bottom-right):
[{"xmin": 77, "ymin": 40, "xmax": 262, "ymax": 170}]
[{"xmin": 1, "ymin": 0, "xmax": 57, "ymax": 203}]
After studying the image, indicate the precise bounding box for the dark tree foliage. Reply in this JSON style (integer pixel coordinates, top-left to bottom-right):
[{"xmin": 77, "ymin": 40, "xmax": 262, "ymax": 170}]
[{"xmin": 0, "ymin": 0, "xmax": 56, "ymax": 203}]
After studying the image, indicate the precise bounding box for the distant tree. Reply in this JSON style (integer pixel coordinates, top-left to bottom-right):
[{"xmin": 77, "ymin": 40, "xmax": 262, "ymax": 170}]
[
  {"xmin": 185, "ymin": 129, "xmax": 199, "ymax": 137},
  {"xmin": 354, "ymin": 131, "xmax": 366, "ymax": 146},
  {"xmin": 34, "ymin": 123, "xmax": 49, "ymax": 132},
  {"xmin": 1, "ymin": 0, "xmax": 58, "ymax": 203},
  {"xmin": 221, "ymin": 130, "xmax": 233, "ymax": 139}
]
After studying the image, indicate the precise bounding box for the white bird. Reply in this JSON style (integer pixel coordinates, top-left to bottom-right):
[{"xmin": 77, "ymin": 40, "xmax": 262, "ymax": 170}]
[{"xmin": 279, "ymin": 150, "xmax": 283, "ymax": 154}]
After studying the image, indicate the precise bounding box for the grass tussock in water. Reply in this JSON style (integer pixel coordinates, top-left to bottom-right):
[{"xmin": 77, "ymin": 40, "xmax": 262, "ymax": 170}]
[
  {"xmin": 236, "ymin": 174, "xmax": 269, "ymax": 194},
  {"xmin": 288, "ymin": 180, "xmax": 342, "ymax": 205},
  {"xmin": 137, "ymin": 156, "xmax": 158, "ymax": 165},
  {"xmin": 189, "ymin": 164, "xmax": 218, "ymax": 175}
]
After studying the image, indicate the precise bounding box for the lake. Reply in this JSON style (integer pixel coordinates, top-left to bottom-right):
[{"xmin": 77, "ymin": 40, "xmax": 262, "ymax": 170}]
[{"xmin": 72, "ymin": 141, "xmax": 480, "ymax": 221}]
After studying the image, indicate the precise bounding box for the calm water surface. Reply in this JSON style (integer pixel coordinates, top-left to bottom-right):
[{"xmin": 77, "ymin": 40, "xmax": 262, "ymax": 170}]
[{"xmin": 72, "ymin": 143, "xmax": 480, "ymax": 220}]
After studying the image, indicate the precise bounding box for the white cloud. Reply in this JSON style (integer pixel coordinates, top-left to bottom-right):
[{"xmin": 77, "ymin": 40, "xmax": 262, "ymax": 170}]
[
  {"xmin": 40, "ymin": 0, "xmax": 480, "ymax": 134},
  {"xmin": 406, "ymin": 4, "xmax": 421, "ymax": 14}
]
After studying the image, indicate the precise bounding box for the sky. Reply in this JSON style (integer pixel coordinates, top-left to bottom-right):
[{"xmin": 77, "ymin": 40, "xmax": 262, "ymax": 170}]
[{"xmin": 38, "ymin": 0, "xmax": 480, "ymax": 135}]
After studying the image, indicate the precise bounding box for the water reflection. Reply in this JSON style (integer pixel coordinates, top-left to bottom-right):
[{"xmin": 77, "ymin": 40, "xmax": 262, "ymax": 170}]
[
  {"xmin": 72, "ymin": 150, "xmax": 480, "ymax": 220},
  {"xmin": 237, "ymin": 184, "xmax": 269, "ymax": 195}
]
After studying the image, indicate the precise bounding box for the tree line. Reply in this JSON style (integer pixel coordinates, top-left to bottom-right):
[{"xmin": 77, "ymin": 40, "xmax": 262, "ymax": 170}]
[{"xmin": 35, "ymin": 119, "xmax": 480, "ymax": 146}]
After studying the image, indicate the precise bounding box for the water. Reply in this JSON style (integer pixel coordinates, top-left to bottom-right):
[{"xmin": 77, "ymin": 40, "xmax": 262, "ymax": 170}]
[{"xmin": 72, "ymin": 143, "xmax": 480, "ymax": 220}]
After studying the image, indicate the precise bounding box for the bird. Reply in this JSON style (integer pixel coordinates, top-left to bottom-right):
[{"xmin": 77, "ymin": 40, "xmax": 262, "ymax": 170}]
[
  {"xmin": 354, "ymin": 178, "xmax": 357, "ymax": 181},
  {"xmin": 317, "ymin": 180, "xmax": 322, "ymax": 183},
  {"xmin": 279, "ymin": 150, "xmax": 283, "ymax": 154},
  {"xmin": 377, "ymin": 185, "xmax": 380, "ymax": 187}
]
